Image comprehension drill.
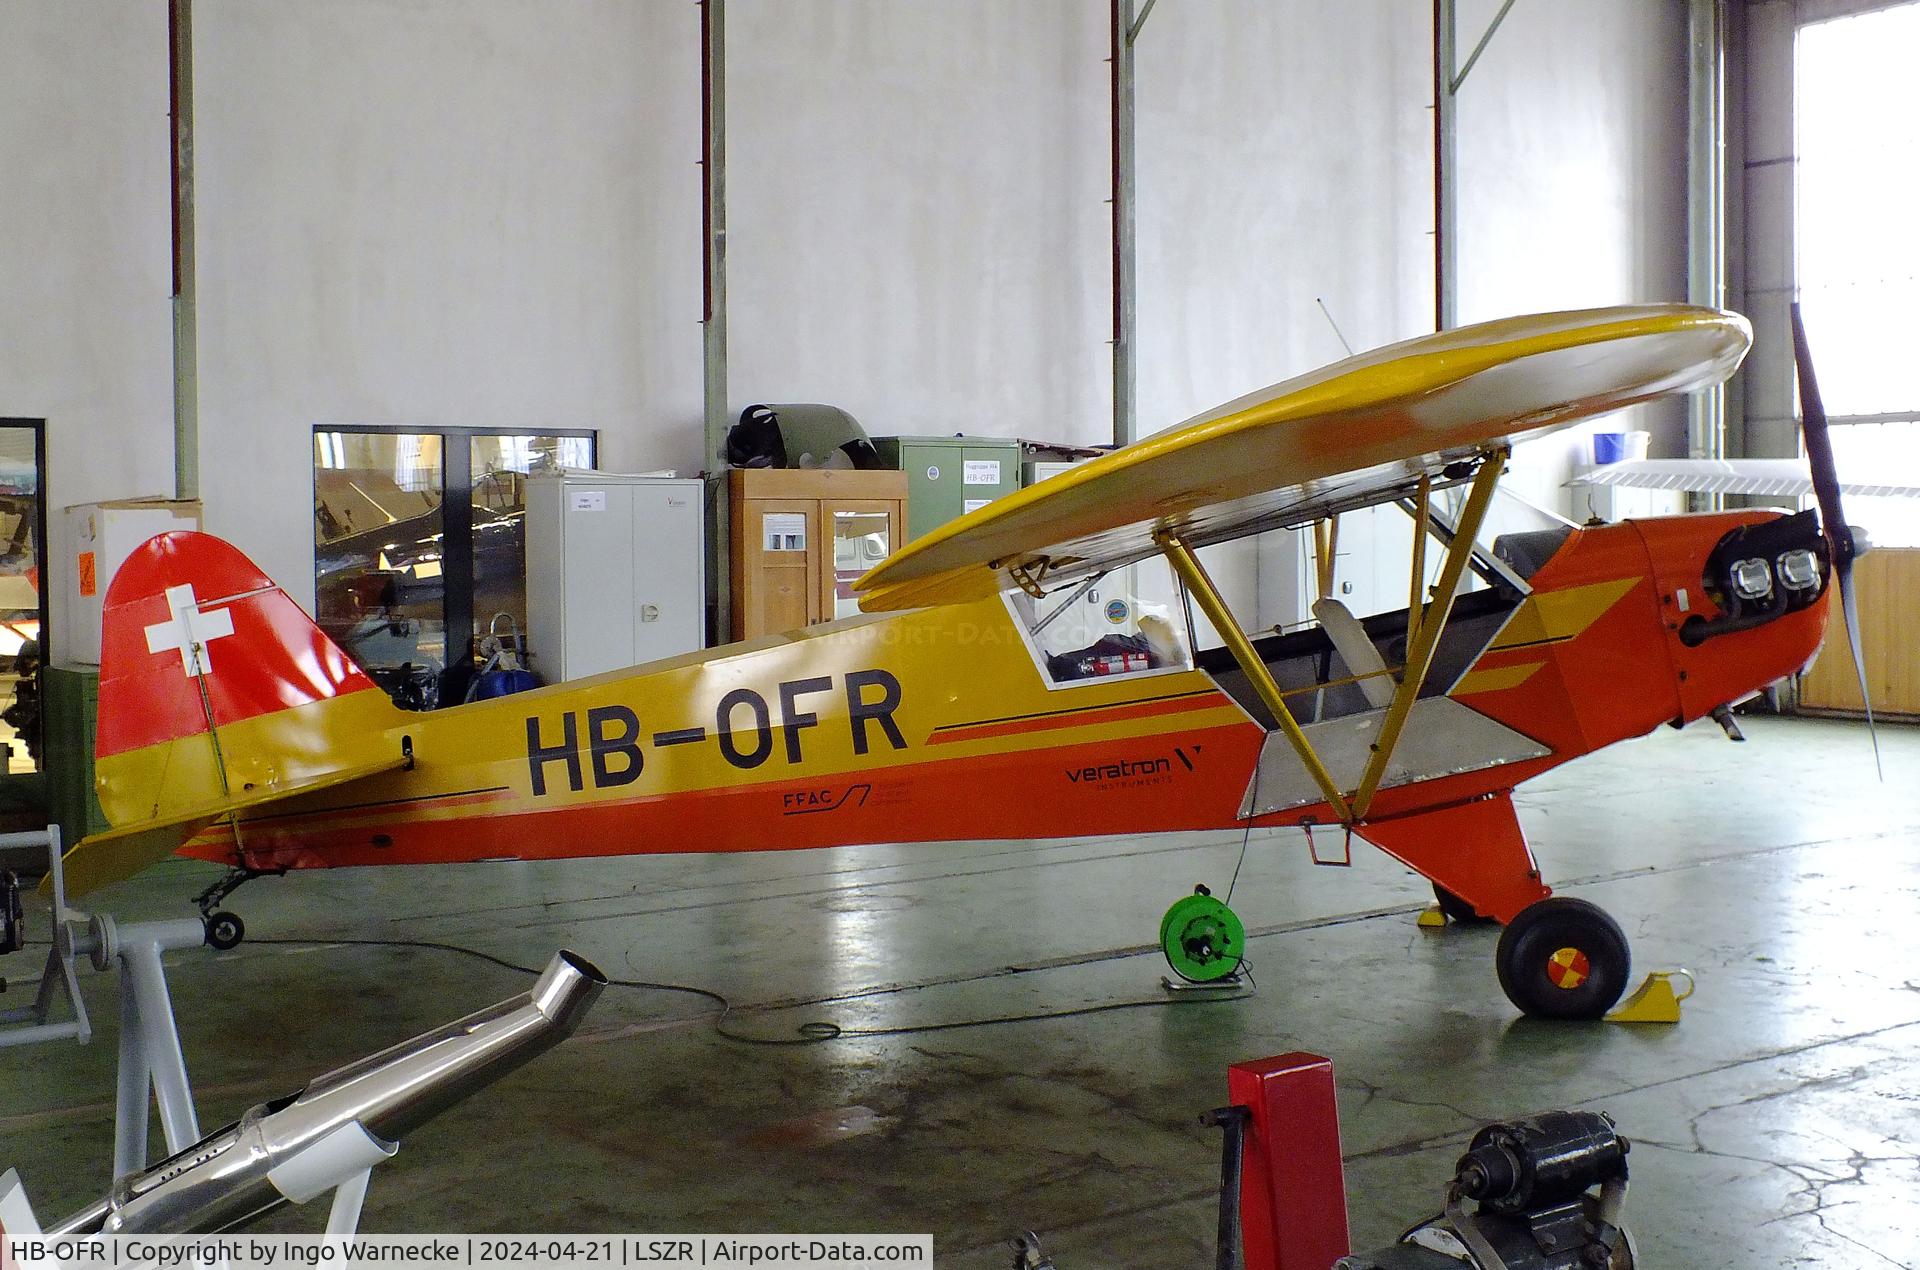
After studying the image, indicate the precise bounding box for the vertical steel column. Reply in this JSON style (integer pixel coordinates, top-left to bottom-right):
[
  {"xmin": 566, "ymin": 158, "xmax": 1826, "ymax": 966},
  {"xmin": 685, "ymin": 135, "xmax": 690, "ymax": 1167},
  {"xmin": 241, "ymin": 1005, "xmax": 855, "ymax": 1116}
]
[
  {"xmin": 701, "ymin": 0, "xmax": 731, "ymax": 644},
  {"xmin": 1109, "ymin": 0, "xmax": 1138, "ymax": 446},
  {"xmin": 1433, "ymin": 0, "xmax": 1457, "ymax": 332},
  {"xmin": 1434, "ymin": 0, "xmax": 1520, "ymax": 333},
  {"xmin": 170, "ymin": 0, "xmax": 199, "ymax": 500},
  {"xmin": 1687, "ymin": 0, "xmax": 1728, "ymax": 499}
]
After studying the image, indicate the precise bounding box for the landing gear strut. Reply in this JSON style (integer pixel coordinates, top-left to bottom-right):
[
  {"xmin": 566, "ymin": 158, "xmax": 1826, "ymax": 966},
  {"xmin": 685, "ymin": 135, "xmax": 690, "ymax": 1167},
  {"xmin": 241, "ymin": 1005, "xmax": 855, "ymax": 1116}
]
[{"xmin": 194, "ymin": 866, "xmax": 280, "ymax": 951}]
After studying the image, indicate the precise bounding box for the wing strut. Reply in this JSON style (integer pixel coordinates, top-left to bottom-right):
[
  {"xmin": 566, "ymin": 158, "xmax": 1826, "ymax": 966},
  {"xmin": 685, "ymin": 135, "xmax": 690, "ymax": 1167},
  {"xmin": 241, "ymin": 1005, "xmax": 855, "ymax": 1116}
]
[
  {"xmin": 1155, "ymin": 531, "xmax": 1354, "ymax": 823},
  {"xmin": 1348, "ymin": 449, "xmax": 1506, "ymax": 818},
  {"xmin": 1155, "ymin": 448, "xmax": 1508, "ymax": 827}
]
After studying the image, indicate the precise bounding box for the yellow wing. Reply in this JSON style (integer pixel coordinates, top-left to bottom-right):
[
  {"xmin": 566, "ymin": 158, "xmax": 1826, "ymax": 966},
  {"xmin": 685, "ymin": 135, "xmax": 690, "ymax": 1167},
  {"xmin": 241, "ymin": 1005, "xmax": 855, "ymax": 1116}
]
[{"xmin": 854, "ymin": 304, "xmax": 1751, "ymax": 612}]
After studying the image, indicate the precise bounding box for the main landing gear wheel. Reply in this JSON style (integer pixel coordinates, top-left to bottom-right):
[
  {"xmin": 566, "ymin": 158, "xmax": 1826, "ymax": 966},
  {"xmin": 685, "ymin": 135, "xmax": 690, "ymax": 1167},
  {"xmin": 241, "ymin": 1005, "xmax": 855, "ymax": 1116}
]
[
  {"xmin": 204, "ymin": 911, "xmax": 245, "ymax": 951},
  {"xmin": 1495, "ymin": 897, "xmax": 1630, "ymax": 1020},
  {"xmin": 1432, "ymin": 884, "xmax": 1499, "ymax": 926},
  {"xmin": 1159, "ymin": 885, "xmax": 1245, "ymax": 983}
]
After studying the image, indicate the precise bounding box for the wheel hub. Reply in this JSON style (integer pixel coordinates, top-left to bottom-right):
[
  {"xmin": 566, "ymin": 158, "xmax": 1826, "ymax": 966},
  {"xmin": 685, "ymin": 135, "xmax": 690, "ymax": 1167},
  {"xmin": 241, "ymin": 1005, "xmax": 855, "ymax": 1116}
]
[{"xmin": 1546, "ymin": 946, "xmax": 1591, "ymax": 990}]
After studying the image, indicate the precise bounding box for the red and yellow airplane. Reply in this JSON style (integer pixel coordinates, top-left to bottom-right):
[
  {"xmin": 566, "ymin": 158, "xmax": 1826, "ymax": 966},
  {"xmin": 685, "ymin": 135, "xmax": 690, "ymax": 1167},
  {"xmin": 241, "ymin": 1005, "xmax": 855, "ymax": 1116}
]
[{"xmin": 57, "ymin": 304, "xmax": 1872, "ymax": 1019}]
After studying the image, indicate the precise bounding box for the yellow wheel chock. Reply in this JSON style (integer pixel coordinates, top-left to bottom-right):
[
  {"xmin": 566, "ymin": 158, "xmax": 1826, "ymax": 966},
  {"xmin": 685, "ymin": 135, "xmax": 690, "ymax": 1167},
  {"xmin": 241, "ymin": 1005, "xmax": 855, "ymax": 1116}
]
[
  {"xmin": 1416, "ymin": 904, "xmax": 1449, "ymax": 929},
  {"xmin": 1605, "ymin": 969, "xmax": 1695, "ymax": 1024}
]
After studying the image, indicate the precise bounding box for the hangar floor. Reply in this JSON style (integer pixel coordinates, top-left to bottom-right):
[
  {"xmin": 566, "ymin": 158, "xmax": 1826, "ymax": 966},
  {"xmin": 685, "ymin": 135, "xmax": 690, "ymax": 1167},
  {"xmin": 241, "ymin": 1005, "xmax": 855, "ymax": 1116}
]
[{"xmin": 3, "ymin": 715, "xmax": 1916, "ymax": 1268}]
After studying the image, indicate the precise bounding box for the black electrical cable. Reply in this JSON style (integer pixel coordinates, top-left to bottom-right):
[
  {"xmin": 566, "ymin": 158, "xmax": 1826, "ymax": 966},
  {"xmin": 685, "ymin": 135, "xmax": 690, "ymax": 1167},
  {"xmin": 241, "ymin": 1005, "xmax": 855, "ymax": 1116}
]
[{"xmin": 244, "ymin": 935, "xmax": 1254, "ymax": 1046}]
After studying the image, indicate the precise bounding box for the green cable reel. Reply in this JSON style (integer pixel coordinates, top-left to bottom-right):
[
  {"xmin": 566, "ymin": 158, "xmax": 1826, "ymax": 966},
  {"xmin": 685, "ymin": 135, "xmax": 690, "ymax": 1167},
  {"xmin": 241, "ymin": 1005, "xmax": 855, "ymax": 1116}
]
[{"xmin": 1159, "ymin": 885, "xmax": 1245, "ymax": 983}]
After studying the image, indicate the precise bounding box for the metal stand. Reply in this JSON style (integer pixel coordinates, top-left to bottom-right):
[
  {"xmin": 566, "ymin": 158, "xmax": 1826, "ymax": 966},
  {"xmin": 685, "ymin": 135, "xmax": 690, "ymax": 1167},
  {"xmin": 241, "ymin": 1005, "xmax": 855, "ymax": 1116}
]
[
  {"xmin": 0, "ymin": 825, "xmax": 373, "ymax": 1233},
  {"xmin": 0, "ymin": 827, "xmax": 90, "ymax": 1048},
  {"xmin": 103, "ymin": 916, "xmax": 213, "ymax": 1176},
  {"xmin": 1161, "ymin": 974, "xmax": 1245, "ymax": 994}
]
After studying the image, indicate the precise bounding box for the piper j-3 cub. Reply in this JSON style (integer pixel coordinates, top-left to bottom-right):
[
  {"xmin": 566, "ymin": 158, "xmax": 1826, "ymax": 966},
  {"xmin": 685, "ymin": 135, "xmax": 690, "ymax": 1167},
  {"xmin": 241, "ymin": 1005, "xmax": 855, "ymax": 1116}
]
[{"xmin": 53, "ymin": 303, "xmax": 1886, "ymax": 1019}]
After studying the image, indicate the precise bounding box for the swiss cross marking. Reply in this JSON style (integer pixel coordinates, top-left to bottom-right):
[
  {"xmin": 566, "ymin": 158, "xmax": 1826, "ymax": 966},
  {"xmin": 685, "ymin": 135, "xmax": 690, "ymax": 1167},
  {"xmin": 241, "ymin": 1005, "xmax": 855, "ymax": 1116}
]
[{"xmin": 143, "ymin": 584, "xmax": 237, "ymax": 676}]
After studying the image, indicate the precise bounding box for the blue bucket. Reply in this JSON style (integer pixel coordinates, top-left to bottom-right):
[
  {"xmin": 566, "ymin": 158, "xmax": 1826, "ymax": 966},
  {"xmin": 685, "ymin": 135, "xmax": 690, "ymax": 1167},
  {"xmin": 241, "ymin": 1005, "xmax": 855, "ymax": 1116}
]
[{"xmin": 1592, "ymin": 433, "xmax": 1630, "ymax": 464}]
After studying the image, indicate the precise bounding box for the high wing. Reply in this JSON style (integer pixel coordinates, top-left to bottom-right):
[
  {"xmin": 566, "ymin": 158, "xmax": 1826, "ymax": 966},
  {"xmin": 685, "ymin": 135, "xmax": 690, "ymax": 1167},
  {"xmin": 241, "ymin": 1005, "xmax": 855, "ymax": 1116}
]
[
  {"xmin": 1572, "ymin": 457, "xmax": 1920, "ymax": 500},
  {"xmin": 854, "ymin": 305, "xmax": 1752, "ymax": 612}
]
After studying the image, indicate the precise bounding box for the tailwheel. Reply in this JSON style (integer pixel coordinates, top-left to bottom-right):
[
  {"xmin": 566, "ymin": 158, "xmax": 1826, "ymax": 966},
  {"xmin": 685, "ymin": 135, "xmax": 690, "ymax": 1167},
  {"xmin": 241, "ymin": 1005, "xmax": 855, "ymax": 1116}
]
[
  {"xmin": 204, "ymin": 910, "xmax": 246, "ymax": 951},
  {"xmin": 1159, "ymin": 885, "xmax": 1245, "ymax": 983},
  {"xmin": 1432, "ymin": 883, "xmax": 1499, "ymax": 926},
  {"xmin": 1495, "ymin": 897, "xmax": 1630, "ymax": 1020}
]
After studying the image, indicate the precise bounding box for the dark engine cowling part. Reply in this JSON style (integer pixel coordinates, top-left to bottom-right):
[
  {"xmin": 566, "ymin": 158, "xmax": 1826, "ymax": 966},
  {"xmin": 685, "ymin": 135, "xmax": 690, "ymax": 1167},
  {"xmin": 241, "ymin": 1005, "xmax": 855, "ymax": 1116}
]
[
  {"xmin": 1336, "ymin": 1111, "xmax": 1635, "ymax": 1270},
  {"xmin": 1456, "ymin": 1112, "xmax": 1627, "ymax": 1216}
]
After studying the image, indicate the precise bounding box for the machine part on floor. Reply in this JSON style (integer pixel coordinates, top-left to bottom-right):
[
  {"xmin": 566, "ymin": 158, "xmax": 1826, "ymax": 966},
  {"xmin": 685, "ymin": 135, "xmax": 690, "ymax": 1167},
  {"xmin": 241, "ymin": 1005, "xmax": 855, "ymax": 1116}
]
[
  {"xmin": 1707, "ymin": 703, "xmax": 1745, "ymax": 741},
  {"xmin": 1009, "ymin": 1230, "xmax": 1057, "ymax": 1270},
  {"xmin": 1337, "ymin": 1111, "xmax": 1636, "ymax": 1270},
  {"xmin": 45, "ymin": 949, "xmax": 605, "ymax": 1235},
  {"xmin": 1160, "ymin": 886, "xmax": 1246, "ymax": 983},
  {"xmin": 1228, "ymin": 1052, "xmax": 1351, "ymax": 1270},
  {"xmin": 1015, "ymin": 1053, "xmax": 1640, "ymax": 1270},
  {"xmin": 1, "ymin": 868, "xmax": 22, "ymax": 953},
  {"xmin": 1493, "ymin": 898, "xmax": 1631, "ymax": 1021},
  {"xmin": 1200, "ymin": 1105, "xmax": 1252, "ymax": 1270},
  {"xmin": 1604, "ymin": 969, "xmax": 1694, "ymax": 1025},
  {"xmin": 1017, "ymin": 1053, "xmax": 1346, "ymax": 1270}
]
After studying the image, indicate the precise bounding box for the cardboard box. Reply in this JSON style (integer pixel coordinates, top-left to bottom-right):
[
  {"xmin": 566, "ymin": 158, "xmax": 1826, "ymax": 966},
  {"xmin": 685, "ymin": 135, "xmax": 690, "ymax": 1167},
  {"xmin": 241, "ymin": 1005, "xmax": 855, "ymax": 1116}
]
[{"xmin": 60, "ymin": 498, "xmax": 202, "ymax": 664}]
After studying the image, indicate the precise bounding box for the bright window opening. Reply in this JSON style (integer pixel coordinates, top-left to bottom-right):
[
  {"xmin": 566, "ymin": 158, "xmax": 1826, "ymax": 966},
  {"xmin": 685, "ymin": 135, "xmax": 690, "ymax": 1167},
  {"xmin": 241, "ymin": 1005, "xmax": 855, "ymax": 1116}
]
[{"xmin": 1797, "ymin": 2, "xmax": 1920, "ymax": 546}]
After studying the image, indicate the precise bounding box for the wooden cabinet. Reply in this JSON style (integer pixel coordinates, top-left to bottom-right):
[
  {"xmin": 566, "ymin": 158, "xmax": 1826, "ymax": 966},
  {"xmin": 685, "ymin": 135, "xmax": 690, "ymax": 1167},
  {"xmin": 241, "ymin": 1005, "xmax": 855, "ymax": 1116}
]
[
  {"xmin": 728, "ymin": 469, "xmax": 907, "ymax": 641},
  {"xmin": 1798, "ymin": 548, "xmax": 1920, "ymax": 718}
]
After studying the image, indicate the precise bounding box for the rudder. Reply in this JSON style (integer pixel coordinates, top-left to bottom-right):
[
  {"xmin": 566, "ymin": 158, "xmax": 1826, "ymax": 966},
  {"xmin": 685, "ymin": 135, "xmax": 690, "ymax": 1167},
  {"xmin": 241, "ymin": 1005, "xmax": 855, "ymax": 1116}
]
[{"xmin": 95, "ymin": 531, "xmax": 409, "ymax": 832}]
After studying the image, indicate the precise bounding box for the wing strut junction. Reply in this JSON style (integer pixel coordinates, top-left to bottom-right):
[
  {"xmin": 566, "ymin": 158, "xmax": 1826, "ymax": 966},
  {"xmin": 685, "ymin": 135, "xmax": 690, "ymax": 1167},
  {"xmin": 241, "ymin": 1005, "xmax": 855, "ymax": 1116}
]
[{"xmin": 1155, "ymin": 447, "xmax": 1508, "ymax": 827}]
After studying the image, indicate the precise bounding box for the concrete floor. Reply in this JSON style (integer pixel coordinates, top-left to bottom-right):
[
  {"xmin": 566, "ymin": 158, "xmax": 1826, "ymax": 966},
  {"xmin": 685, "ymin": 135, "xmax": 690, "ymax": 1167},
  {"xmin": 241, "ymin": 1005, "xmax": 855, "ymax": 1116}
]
[{"xmin": 3, "ymin": 715, "xmax": 1918, "ymax": 1267}]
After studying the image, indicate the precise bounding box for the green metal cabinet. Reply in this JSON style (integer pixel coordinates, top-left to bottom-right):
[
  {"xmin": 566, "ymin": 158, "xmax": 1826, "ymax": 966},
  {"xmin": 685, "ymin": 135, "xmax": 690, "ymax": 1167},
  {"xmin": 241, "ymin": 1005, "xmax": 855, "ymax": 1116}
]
[
  {"xmin": 43, "ymin": 664, "xmax": 107, "ymax": 850},
  {"xmin": 870, "ymin": 436, "xmax": 1021, "ymax": 540}
]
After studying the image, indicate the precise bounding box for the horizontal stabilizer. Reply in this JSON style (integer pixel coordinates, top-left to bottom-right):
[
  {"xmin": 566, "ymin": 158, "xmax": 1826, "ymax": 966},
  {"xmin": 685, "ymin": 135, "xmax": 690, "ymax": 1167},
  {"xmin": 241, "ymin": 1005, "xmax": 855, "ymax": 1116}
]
[
  {"xmin": 1572, "ymin": 458, "xmax": 1920, "ymax": 500},
  {"xmin": 55, "ymin": 753, "xmax": 411, "ymax": 898}
]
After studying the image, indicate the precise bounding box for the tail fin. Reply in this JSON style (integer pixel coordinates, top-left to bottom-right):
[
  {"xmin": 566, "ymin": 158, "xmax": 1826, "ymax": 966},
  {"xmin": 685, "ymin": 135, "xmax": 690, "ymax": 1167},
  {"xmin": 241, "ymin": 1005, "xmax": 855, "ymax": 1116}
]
[{"xmin": 71, "ymin": 531, "xmax": 412, "ymax": 893}]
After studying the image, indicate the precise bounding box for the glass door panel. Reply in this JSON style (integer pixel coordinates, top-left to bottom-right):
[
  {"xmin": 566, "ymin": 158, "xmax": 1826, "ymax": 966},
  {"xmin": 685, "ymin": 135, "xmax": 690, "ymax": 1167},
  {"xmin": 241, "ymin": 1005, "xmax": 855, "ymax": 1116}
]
[
  {"xmin": 313, "ymin": 431, "xmax": 446, "ymax": 710},
  {"xmin": 826, "ymin": 501, "xmax": 896, "ymax": 620},
  {"xmin": 0, "ymin": 424, "xmax": 44, "ymax": 772},
  {"xmin": 468, "ymin": 434, "xmax": 595, "ymax": 646}
]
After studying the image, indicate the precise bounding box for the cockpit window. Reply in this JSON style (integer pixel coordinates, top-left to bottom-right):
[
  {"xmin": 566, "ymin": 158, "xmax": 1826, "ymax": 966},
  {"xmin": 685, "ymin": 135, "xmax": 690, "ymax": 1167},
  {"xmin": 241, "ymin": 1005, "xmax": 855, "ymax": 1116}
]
[{"xmin": 1005, "ymin": 569, "xmax": 1191, "ymax": 688}]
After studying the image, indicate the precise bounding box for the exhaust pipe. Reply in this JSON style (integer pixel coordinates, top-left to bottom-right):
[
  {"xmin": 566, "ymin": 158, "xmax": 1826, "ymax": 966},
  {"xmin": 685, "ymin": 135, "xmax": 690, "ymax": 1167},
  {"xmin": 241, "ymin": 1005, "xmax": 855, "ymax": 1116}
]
[{"xmin": 51, "ymin": 950, "xmax": 606, "ymax": 1234}]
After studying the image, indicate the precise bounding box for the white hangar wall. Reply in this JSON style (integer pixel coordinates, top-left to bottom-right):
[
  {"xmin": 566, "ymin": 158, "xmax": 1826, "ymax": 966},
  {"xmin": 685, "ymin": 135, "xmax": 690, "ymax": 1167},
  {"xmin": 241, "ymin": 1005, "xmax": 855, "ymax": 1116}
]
[
  {"xmin": 192, "ymin": 0, "xmax": 705, "ymax": 610},
  {"xmin": 1134, "ymin": 0, "xmax": 1690, "ymax": 629},
  {"xmin": 727, "ymin": 0, "xmax": 1113, "ymax": 444},
  {"xmin": 3, "ymin": 0, "xmax": 1693, "ymax": 631},
  {"xmin": 1454, "ymin": 0, "xmax": 1690, "ymax": 515},
  {"xmin": 0, "ymin": 0, "xmax": 176, "ymax": 659}
]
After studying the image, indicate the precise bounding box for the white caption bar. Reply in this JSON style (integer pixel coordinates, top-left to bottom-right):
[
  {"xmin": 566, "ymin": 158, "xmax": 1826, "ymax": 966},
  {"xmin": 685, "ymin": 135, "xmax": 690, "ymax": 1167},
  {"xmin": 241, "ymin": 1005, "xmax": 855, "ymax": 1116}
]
[{"xmin": 4, "ymin": 1236, "xmax": 932, "ymax": 1270}]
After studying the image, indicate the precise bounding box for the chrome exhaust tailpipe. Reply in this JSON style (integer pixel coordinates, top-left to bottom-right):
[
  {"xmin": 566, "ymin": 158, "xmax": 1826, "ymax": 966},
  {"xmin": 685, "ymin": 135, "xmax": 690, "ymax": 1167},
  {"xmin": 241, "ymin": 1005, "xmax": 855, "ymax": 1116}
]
[{"xmin": 51, "ymin": 950, "xmax": 606, "ymax": 1235}]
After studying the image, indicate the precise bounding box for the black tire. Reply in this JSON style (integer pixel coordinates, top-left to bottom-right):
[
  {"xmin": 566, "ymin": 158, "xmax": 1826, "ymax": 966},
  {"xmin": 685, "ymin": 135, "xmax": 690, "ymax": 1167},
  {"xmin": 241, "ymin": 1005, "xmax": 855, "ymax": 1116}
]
[
  {"xmin": 1433, "ymin": 884, "xmax": 1499, "ymax": 926},
  {"xmin": 1495, "ymin": 897, "xmax": 1630, "ymax": 1020},
  {"xmin": 205, "ymin": 911, "xmax": 245, "ymax": 951}
]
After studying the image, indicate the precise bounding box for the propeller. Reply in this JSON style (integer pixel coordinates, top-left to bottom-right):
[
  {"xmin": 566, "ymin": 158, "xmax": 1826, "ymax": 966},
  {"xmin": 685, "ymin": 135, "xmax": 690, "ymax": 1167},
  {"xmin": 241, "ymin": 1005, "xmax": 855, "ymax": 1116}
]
[{"xmin": 1789, "ymin": 302, "xmax": 1881, "ymax": 777}]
